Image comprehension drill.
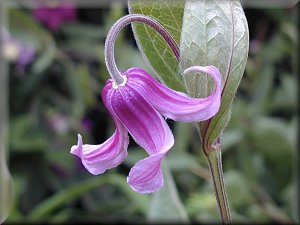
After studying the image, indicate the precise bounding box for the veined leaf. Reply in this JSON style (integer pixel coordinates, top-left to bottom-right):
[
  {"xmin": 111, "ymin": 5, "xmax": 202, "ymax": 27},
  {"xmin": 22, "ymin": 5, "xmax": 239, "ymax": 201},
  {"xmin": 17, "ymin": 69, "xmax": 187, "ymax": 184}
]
[
  {"xmin": 180, "ymin": 0, "xmax": 249, "ymax": 152},
  {"xmin": 128, "ymin": 0, "xmax": 185, "ymax": 91}
]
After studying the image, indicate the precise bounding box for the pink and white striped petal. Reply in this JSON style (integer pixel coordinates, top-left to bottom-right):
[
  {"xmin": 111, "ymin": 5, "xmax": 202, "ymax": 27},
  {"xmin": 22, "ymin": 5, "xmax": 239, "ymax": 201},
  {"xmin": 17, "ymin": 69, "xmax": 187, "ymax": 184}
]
[
  {"xmin": 127, "ymin": 152, "xmax": 165, "ymax": 193},
  {"xmin": 106, "ymin": 83, "xmax": 174, "ymax": 156},
  {"xmin": 70, "ymin": 120, "xmax": 129, "ymax": 175}
]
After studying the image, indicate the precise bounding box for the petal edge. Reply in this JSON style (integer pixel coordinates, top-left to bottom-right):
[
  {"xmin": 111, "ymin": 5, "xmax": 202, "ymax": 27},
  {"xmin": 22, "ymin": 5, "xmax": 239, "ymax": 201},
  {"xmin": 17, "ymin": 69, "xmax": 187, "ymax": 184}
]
[{"xmin": 127, "ymin": 152, "xmax": 165, "ymax": 194}]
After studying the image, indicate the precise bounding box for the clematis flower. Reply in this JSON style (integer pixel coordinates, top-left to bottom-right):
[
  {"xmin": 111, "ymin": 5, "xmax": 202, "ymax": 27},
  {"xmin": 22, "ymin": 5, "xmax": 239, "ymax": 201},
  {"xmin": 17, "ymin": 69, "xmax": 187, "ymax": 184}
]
[
  {"xmin": 71, "ymin": 15, "xmax": 222, "ymax": 193},
  {"xmin": 33, "ymin": 2, "xmax": 76, "ymax": 31}
]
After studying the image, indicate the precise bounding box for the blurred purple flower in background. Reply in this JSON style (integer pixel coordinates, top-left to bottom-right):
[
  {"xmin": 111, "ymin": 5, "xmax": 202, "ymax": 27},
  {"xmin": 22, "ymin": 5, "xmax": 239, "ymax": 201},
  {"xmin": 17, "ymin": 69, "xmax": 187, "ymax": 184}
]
[
  {"xmin": 47, "ymin": 113, "xmax": 69, "ymax": 134},
  {"xmin": 33, "ymin": 2, "xmax": 76, "ymax": 31},
  {"xmin": 1, "ymin": 27, "xmax": 36, "ymax": 67}
]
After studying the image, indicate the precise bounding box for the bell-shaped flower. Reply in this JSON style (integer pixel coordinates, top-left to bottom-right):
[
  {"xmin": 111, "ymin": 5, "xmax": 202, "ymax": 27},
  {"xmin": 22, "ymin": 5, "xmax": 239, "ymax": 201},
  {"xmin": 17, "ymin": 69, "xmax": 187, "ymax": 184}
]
[
  {"xmin": 71, "ymin": 66, "xmax": 221, "ymax": 193},
  {"xmin": 70, "ymin": 14, "xmax": 222, "ymax": 193}
]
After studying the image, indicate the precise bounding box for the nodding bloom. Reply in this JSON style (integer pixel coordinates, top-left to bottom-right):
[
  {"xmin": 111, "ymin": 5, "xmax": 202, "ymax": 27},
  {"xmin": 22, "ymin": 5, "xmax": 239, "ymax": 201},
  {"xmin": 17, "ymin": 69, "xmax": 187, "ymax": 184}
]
[
  {"xmin": 33, "ymin": 2, "xmax": 76, "ymax": 31},
  {"xmin": 71, "ymin": 15, "xmax": 222, "ymax": 193}
]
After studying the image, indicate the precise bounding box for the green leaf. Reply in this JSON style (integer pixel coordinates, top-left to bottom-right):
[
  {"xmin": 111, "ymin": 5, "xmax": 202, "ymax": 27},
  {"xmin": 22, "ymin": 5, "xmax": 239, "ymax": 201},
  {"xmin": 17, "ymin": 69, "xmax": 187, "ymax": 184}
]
[
  {"xmin": 223, "ymin": 171, "xmax": 254, "ymax": 208},
  {"xmin": 128, "ymin": 0, "xmax": 185, "ymax": 91},
  {"xmin": 28, "ymin": 174, "xmax": 149, "ymax": 221},
  {"xmin": 60, "ymin": 22, "xmax": 106, "ymax": 40},
  {"xmin": 62, "ymin": 39, "xmax": 103, "ymax": 61},
  {"xmin": 179, "ymin": 0, "xmax": 249, "ymax": 150},
  {"xmin": 27, "ymin": 176, "xmax": 112, "ymax": 221},
  {"xmin": 147, "ymin": 161, "xmax": 189, "ymax": 223},
  {"xmin": 9, "ymin": 115, "xmax": 48, "ymax": 152}
]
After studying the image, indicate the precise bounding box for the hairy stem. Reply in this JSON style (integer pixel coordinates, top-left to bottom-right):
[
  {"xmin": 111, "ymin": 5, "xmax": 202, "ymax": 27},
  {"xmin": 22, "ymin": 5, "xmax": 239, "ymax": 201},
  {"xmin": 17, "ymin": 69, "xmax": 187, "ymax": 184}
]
[
  {"xmin": 206, "ymin": 144, "xmax": 231, "ymax": 224},
  {"xmin": 105, "ymin": 14, "xmax": 179, "ymax": 85}
]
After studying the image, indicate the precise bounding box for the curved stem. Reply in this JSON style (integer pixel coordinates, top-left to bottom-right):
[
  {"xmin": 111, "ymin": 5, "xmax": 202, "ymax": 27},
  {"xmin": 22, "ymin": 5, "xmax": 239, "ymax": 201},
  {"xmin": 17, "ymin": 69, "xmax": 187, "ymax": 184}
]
[
  {"xmin": 207, "ymin": 145, "xmax": 232, "ymax": 224},
  {"xmin": 105, "ymin": 14, "xmax": 179, "ymax": 85}
]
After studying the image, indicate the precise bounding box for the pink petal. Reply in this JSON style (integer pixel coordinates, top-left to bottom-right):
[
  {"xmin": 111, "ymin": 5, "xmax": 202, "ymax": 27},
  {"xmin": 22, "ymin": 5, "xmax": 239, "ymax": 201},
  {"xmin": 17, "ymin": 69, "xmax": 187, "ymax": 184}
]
[
  {"xmin": 102, "ymin": 81, "xmax": 174, "ymax": 193},
  {"xmin": 104, "ymin": 82, "xmax": 174, "ymax": 156},
  {"xmin": 127, "ymin": 153, "xmax": 165, "ymax": 193},
  {"xmin": 70, "ymin": 121, "xmax": 129, "ymax": 175},
  {"xmin": 125, "ymin": 66, "xmax": 222, "ymax": 122}
]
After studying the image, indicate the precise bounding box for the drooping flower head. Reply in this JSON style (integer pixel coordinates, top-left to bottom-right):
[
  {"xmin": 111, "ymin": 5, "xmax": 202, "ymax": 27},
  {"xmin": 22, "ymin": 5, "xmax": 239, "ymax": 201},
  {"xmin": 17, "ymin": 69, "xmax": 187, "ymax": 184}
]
[
  {"xmin": 33, "ymin": 1, "xmax": 76, "ymax": 31},
  {"xmin": 71, "ymin": 15, "xmax": 222, "ymax": 193}
]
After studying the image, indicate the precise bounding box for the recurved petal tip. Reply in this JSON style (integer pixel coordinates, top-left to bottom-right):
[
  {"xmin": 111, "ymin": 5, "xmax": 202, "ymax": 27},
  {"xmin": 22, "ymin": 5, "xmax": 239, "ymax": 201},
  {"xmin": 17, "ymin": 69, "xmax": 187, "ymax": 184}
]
[
  {"xmin": 70, "ymin": 134, "xmax": 83, "ymax": 157},
  {"xmin": 126, "ymin": 67, "xmax": 222, "ymax": 123},
  {"xmin": 70, "ymin": 122, "xmax": 129, "ymax": 175},
  {"xmin": 183, "ymin": 65, "xmax": 222, "ymax": 89}
]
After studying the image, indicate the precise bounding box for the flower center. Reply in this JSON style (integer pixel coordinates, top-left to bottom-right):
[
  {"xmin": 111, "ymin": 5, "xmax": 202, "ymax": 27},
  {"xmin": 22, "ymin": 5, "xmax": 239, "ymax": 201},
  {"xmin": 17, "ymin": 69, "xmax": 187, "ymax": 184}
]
[{"xmin": 112, "ymin": 75, "xmax": 127, "ymax": 89}]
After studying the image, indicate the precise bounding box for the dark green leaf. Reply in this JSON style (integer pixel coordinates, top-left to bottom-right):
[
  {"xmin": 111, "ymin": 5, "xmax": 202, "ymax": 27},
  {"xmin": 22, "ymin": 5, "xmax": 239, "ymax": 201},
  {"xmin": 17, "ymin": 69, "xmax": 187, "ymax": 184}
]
[
  {"xmin": 128, "ymin": 0, "xmax": 185, "ymax": 91},
  {"xmin": 9, "ymin": 115, "xmax": 48, "ymax": 152}
]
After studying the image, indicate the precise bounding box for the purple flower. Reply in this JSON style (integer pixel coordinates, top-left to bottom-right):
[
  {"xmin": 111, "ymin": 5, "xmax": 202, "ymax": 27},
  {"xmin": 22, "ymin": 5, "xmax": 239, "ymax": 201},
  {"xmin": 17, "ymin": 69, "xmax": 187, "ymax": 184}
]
[
  {"xmin": 70, "ymin": 14, "xmax": 222, "ymax": 193},
  {"xmin": 47, "ymin": 113, "xmax": 69, "ymax": 134},
  {"xmin": 2, "ymin": 27, "xmax": 35, "ymax": 66},
  {"xmin": 71, "ymin": 66, "xmax": 221, "ymax": 193},
  {"xmin": 15, "ymin": 42, "xmax": 36, "ymax": 66},
  {"xmin": 33, "ymin": 2, "xmax": 76, "ymax": 31}
]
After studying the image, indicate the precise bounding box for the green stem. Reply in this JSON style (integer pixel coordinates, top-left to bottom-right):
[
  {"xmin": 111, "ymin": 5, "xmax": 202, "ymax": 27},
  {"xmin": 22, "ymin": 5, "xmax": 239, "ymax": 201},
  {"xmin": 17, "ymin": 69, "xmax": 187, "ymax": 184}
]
[
  {"xmin": 0, "ymin": 2, "xmax": 14, "ymax": 224},
  {"xmin": 207, "ymin": 148, "xmax": 231, "ymax": 224}
]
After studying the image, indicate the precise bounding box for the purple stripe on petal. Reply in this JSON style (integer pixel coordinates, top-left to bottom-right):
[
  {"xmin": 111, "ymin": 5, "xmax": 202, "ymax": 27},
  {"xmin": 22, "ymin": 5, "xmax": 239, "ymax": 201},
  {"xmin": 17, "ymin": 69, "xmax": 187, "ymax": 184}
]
[
  {"xmin": 125, "ymin": 67, "xmax": 221, "ymax": 122},
  {"xmin": 102, "ymin": 77, "xmax": 174, "ymax": 193},
  {"xmin": 108, "ymin": 83, "xmax": 174, "ymax": 156},
  {"xmin": 127, "ymin": 152, "xmax": 165, "ymax": 193}
]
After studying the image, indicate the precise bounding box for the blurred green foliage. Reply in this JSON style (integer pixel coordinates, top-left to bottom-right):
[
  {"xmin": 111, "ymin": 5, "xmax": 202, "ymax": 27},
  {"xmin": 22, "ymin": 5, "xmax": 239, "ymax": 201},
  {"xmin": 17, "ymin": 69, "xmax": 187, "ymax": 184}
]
[{"xmin": 1, "ymin": 2, "xmax": 298, "ymax": 224}]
